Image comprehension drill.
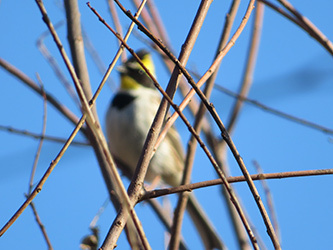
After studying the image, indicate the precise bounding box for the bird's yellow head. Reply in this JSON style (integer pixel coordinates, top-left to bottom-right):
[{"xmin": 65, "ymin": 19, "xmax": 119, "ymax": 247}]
[{"xmin": 118, "ymin": 50, "xmax": 156, "ymax": 90}]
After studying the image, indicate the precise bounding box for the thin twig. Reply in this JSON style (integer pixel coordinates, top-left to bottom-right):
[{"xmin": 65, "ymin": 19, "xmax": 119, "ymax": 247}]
[
  {"xmin": 89, "ymin": 0, "xmax": 154, "ymax": 247},
  {"xmin": 252, "ymin": 161, "xmax": 280, "ymax": 241},
  {"xmin": 259, "ymin": 0, "xmax": 333, "ymax": 56},
  {"xmin": 36, "ymin": 21, "xmax": 80, "ymax": 108},
  {"xmin": 0, "ymin": 114, "xmax": 86, "ymax": 237},
  {"xmin": 214, "ymin": 84, "xmax": 333, "ymax": 135},
  {"xmin": 28, "ymin": 74, "xmax": 47, "ymax": 194},
  {"xmin": 141, "ymin": 168, "xmax": 333, "ymax": 200},
  {"xmin": 0, "ymin": 125, "xmax": 89, "ymax": 146},
  {"xmin": 226, "ymin": 2, "xmax": 264, "ymax": 134},
  {"xmin": 0, "ymin": 58, "xmax": 85, "ymax": 136},
  {"xmin": 26, "ymin": 74, "xmax": 53, "ymax": 250},
  {"xmin": 89, "ymin": 198, "xmax": 109, "ymax": 229},
  {"xmin": 258, "ymin": 0, "xmax": 307, "ymax": 30},
  {"xmin": 107, "ymin": 0, "xmax": 126, "ymax": 62},
  {"xmin": 146, "ymin": 0, "xmax": 171, "ymax": 48},
  {"xmin": 131, "ymin": 0, "xmax": 160, "ymax": 44},
  {"xmin": 82, "ymin": 28, "xmax": 116, "ymax": 91},
  {"xmin": 168, "ymin": 0, "xmax": 239, "ymax": 247},
  {"xmin": 277, "ymin": 0, "xmax": 333, "ymax": 55},
  {"xmin": 63, "ymin": 8, "xmax": 144, "ymax": 248},
  {"xmin": 28, "ymin": 201, "xmax": 54, "ymax": 250},
  {"xmin": 215, "ymin": 4, "xmax": 265, "ymax": 247}
]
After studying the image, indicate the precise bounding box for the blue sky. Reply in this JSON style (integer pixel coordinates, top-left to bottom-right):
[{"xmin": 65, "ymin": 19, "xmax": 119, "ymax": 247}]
[{"xmin": 1, "ymin": 0, "xmax": 333, "ymax": 249}]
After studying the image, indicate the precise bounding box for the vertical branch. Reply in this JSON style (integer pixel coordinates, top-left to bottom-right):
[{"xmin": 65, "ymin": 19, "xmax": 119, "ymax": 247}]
[
  {"xmin": 28, "ymin": 74, "xmax": 47, "ymax": 194},
  {"xmin": 64, "ymin": 3, "xmax": 124, "ymax": 243},
  {"xmin": 204, "ymin": 0, "xmax": 254, "ymax": 249},
  {"xmin": 64, "ymin": 0, "xmax": 94, "ymax": 114},
  {"xmin": 253, "ymin": 161, "xmax": 280, "ymax": 241},
  {"xmin": 216, "ymin": 10, "xmax": 266, "ymax": 248},
  {"xmin": 160, "ymin": 1, "xmax": 215, "ymax": 249},
  {"xmin": 226, "ymin": 2, "xmax": 264, "ymax": 134},
  {"xmin": 26, "ymin": 74, "xmax": 53, "ymax": 250},
  {"xmin": 212, "ymin": 9, "xmax": 269, "ymax": 244},
  {"xmin": 169, "ymin": 0, "xmax": 244, "ymax": 248},
  {"xmin": 65, "ymin": 2, "xmax": 142, "ymax": 247}
]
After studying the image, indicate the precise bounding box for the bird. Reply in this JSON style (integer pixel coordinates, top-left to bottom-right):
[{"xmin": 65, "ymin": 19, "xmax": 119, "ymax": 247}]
[{"xmin": 105, "ymin": 49, "xmax": 224, "ymax": 250}]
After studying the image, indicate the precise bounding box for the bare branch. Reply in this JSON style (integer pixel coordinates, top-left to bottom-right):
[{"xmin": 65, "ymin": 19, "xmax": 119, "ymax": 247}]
[
  {"xmin": 107, "ymin": 0, "xmax": 126, "ymax": 62},
  {"xmin": 37, "ymin": 22, "xmax": 80, "ymax": 107},
  {"xmin": 25, "ymin": 74, "xmax": 53, "ymax": 250},
  {"xmin": 0, "ymin": 114, "xmax": 86, "ymax": 237},
  {"xmin": 168, "ymin": 1, "xmax": 217, "ymax": 249},
  {"xmin": 277, "ymin": 0, "xmax": 333, "ymax": 55},
  {"xmin": 214, "ymin": 84, "xmax": 333, "ymax": 135},
  {"xmin": 226, "ymin": 2, "xmax": 264, "ymax": 134},
  {"xmin": 0, "ymin": 58, "xmax": 85, "ymax": 135},
  {"xmin": 0, "ymin": 125, "xmax": 89, "ymax": 146},
  {"xmin": 28, "ymin": 74, "xmax": 47, "ymax": 194},
  {"xmin": 253, "ymin": 161, "xmax": 280, "ymax": 241},
  {"xmin": 0, "ymin": 125, "xmax": 90, "ymax": 146},
  {"xmin": 259, "ymin": 0, "xmax": 333, "ymax": 56},
  {"xmin": 28, "ymin": 201, "xmax": 54, "ymax": 250},
  {"xmin": 142, "ymin": 168, "xmax": 333, "ymax": 200},
  {"xmin": 64, "ymin": 0, "xmax": 93, "ymax": 107}
]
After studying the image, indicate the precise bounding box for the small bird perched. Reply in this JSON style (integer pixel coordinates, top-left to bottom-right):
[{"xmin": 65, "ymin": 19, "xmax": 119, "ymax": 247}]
[{"xmin": 105, "ymin": 50, "xmax": 223, "ymax": 249}]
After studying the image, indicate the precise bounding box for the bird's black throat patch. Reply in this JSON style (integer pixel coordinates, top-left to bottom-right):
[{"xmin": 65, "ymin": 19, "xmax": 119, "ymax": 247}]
[{"xmin": 111, "ymin": 93, "xmax": 136, "ymax": 110}]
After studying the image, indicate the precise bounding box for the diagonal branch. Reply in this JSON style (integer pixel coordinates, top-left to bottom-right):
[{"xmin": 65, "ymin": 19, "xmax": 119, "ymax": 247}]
[
  {"xmin": 276, "ymin": 0, "xmax": 333, "ymax": 55},
  {"xmin": 215, "ymin": 84, "xmax": 333, "ymax": 135},
  {"xmin": 259, "ymin": 0, "xmax": 333, "ymax": 56},
  {"xmin": 0, "ymin": 58, "xmax": 85, "ymax": 136},
  {"xmin": 36, "ymin": 1, "xmax": 150, "ymax": 249},
  {"xmin": 0, "ymin": 114, "xmax": 86, "ymax": 237}
]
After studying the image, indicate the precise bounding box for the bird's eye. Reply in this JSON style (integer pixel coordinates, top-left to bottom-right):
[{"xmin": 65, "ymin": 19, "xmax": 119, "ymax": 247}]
[{"xmin": 138, "ymin": 69, "xmax": 144, "ymax": 75}]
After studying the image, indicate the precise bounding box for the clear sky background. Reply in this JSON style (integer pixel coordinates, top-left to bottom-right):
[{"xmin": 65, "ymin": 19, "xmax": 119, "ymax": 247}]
[{"xmin": 1, "ymin": 0, "xmax": 332, "ymax": 249}]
